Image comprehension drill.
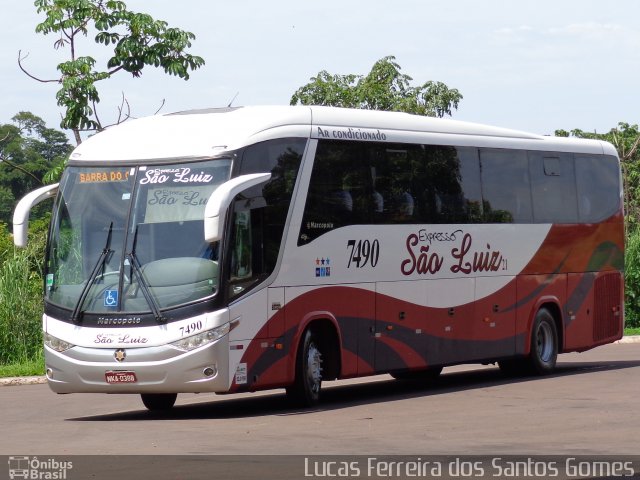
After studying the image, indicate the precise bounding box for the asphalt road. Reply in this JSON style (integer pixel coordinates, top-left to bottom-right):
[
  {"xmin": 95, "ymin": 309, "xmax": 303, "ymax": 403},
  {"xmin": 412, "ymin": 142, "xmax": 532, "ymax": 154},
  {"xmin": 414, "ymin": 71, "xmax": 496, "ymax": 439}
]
[{"xmin": 1, "ymin": 342, "xmax": 638, "ymax": 456}]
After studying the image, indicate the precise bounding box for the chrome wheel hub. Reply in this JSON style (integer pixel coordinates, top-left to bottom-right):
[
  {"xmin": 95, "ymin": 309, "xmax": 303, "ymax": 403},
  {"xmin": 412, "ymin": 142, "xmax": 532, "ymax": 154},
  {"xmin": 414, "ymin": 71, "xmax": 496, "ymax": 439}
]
[{"xmin": 306, "ymin": 342, "xmax": 323, "ymax": 393}]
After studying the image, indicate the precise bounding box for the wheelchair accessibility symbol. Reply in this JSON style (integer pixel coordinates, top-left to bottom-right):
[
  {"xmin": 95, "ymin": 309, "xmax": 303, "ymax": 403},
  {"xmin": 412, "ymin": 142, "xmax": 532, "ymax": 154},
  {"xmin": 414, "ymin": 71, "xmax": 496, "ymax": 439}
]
[{"xmin": 104, "ymin": 290, "xmax": 118, "ymax": 307}]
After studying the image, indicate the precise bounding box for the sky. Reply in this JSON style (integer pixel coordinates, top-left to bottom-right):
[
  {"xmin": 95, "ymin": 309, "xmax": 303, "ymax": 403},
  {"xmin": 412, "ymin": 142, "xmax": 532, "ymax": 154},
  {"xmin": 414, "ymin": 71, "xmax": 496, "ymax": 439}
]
[{"xmin": 1, "ymin": 0, "xmax": 639, "ymax": 139}]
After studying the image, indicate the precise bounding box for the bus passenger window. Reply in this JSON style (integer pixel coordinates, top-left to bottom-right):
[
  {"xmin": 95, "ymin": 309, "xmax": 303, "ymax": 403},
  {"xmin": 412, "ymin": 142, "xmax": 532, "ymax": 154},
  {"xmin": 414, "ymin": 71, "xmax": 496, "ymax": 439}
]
[
  {"xmin": 300, "ymin": 141, "xmax": 368, "ymax": 244},
  {"xmin": 575, "ymin": 154, "xmax": 621, "ymax": 223},
  {"xmin": 529, "ymin": 152, "xmax": 577, "ymax": 223},
  {"xmin": 480, "ymin": 149, "xmax": 532, "ymax": 223}
]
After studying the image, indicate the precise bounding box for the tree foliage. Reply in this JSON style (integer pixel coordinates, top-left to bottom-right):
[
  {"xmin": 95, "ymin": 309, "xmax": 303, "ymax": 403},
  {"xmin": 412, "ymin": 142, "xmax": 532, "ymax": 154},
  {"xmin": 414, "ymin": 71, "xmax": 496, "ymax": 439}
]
[
  {"xmin": 0, "ymin": 219, "xmax": 48, "ymax": 365},
  {"xmin": 291, "ymin": 56, "xmax": 463, "ymax": 118},
  {"xmin": 0, "ymin": 113, "xmax": 65, "ymax": 366},
  {"xmin": 0, "ymin": 112, "xmax": 72, "ymax": 223},
  {"xmin": 21, "ymin": 0, "xmax": 205, "ymax": 144},
  {"xmin": 625, "ymin": 229, "xmax": 640, "ymax": 328}
]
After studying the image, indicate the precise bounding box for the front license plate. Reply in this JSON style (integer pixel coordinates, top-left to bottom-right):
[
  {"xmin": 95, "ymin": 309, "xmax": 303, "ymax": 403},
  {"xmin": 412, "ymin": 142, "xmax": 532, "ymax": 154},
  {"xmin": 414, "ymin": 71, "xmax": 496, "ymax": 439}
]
[{"xmin": 105, "ymin": 371, "xmax": 137, "ymax": 384}]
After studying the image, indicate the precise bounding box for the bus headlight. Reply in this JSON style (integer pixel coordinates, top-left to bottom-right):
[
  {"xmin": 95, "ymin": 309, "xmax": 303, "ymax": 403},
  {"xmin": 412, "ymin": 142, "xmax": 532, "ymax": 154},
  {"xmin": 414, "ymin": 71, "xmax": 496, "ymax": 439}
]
[
  {"xmin": 44, "ymin": 332, "xmax": 75, "ymax": 352},
  {"xmin": 170, "ymin": 323, "xmax": 230, "ymax": 352}
]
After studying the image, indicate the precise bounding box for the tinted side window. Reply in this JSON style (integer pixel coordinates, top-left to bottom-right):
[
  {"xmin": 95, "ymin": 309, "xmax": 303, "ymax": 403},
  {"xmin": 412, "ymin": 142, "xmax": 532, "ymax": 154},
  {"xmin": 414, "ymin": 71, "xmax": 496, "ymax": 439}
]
[
  {"xmin": 300, "ymin": 141, "xmax": 430, "ymax": 245},
  {"xmin": 456, "ymin": 147, "xmax": 484, "ymax": 223},
  {"xmin": 373, "ymin": 144, "xmax": 483, "ymax": 224},
  {"xmin": 299, "ymin": 141, "xmax": 368, "ymax": 245},
  {"xmin": 575, "ymin": 154, "xmax": 621, "ymax": 222},
  {"xmin": 372, "ymin": 143, "xmax": 423, "ymax": 224},
  {"xmin": 228, "ymin": 138, "xmax": 305, "ymax": 298},
  {"xmin": 299, "ymin": 142, "xmax": 619, "ymax": 240},
  {"xmin": 480, "ymin": 149, "xmax": 532, "ymax": 223},
  {"xmin": 529, "ymin": 152, "xmax": 578, "ymax": 223},
  {"xmin": 300, "ymin": 142, "xmax": 488, "ymax": 244}
]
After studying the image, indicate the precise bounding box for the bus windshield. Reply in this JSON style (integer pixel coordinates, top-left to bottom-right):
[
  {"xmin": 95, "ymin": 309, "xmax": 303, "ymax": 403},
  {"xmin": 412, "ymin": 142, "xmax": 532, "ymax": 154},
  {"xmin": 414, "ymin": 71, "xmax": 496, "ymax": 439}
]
[{"xmin": 46, "ymin": 159, "xmax": 232, "ymax": 316}]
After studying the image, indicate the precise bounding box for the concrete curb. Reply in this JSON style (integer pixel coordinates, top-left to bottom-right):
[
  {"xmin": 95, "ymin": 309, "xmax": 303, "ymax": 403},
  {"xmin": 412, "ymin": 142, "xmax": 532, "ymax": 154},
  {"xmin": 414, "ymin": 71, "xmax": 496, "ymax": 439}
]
[
  {"xmin": 0, "ymin": 375, "xmax": 47, "ymax": 386},
  {"xmin": 2, "ymin": 336, "xmax": 639, "ymax": 386},
  {"xmin": 614, "ymin": 335, "xmax": 640, "ymax": 344}
]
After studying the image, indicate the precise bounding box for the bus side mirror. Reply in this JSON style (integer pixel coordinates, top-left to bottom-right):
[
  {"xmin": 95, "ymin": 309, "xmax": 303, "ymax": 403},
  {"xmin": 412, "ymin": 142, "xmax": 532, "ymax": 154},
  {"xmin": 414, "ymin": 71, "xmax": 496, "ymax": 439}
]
[
  {"xmin": 13, "ymin": 183, "xmax": 59, "ymax": 247},
  {"xmin": 204, "ymin": 173, "xmax": 271, "ymax": 243}
]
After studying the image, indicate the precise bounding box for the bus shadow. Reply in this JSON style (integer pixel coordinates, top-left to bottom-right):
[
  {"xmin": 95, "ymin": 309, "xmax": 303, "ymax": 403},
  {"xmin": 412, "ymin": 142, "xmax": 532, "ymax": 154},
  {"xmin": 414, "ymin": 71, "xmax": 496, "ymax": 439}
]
[{"xmin": 68, "ymin": 359, "xmax": 640, "ymax": 422}]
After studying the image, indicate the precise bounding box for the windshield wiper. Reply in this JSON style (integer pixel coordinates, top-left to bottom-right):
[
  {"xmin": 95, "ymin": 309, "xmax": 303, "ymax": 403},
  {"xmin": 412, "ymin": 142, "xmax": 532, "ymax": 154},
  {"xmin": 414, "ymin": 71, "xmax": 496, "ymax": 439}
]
[
  {"xmin": 127, "ymin": 225, "xmax": 166, "ymax": 323},
  {"xmin": 71, "ymin": 222, "xmax": 114, "ymax": 323}
]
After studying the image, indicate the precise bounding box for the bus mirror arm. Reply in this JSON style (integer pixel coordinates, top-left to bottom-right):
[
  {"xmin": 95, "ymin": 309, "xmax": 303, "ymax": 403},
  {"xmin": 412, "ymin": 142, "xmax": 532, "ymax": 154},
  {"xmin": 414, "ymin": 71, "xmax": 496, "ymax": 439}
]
[
  {"xmin": 13, "ymin": 183, "xmax": 59, "ymax": 247},
  {"xmin": 203, "ymin": 173, "xmax": 271, "ymax": 243}
]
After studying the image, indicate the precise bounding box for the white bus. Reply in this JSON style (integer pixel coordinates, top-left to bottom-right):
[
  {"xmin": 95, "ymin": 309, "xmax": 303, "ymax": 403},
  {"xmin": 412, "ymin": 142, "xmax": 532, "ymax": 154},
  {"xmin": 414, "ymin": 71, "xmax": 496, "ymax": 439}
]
[{"xmin": 14, "ymin": 106, "xmax": 624, "ymax": 410}]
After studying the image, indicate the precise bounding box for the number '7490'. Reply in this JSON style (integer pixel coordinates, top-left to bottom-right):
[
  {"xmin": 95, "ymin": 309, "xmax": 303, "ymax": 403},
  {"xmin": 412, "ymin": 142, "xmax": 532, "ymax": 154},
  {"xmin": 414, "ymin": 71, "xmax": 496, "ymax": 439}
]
[{"xmin": 346, "ymin": 239, "xmax": 380, "ymax": 268}]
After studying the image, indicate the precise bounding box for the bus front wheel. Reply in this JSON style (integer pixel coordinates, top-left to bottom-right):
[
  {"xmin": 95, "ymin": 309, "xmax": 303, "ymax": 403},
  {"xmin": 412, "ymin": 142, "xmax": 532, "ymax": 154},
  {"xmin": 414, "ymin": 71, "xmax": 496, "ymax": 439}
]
[
  {"xmin": 287, "ymin": 328, "xmax": 323, "ymax": 407},
  {"xmin": 141, "ymin": 393, "xmax": 177, "ymax": 411}
]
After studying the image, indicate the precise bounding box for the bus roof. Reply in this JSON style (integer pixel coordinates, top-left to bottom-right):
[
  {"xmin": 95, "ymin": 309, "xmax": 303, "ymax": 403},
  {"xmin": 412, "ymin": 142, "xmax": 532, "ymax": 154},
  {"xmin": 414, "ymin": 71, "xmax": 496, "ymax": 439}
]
[{"xmin": 69, "ymin": 105, "xmax": 617, "ymax": 163}]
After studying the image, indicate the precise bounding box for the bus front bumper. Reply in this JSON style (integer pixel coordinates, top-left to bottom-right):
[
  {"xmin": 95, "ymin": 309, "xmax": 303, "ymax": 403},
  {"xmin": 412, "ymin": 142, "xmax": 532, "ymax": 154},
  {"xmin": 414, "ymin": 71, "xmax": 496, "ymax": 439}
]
[{"xmin": 44, "ymin": 336, "xmax": 231, "ymax": 394}]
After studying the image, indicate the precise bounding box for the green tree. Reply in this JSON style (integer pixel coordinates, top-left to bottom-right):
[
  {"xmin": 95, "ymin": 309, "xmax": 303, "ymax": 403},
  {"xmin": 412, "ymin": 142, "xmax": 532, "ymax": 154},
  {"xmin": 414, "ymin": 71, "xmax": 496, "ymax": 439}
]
[
  {"xmin": 291, "ymin": 56, "xmax": 463, "ymax": 118},
  {"xmin": 0, "ymin": 112, "xmax": 72, "ymax": 223},
  {"xmin": 19, "ymin": 0, "xmax": 205, "ymax": 145},
  {"xmin": 13, "ymin": 111, "xmax": 72, "ymax": 163},
  {"xmin": 625, "ymin": 229, "xmax": 640, "ymax": 328}
]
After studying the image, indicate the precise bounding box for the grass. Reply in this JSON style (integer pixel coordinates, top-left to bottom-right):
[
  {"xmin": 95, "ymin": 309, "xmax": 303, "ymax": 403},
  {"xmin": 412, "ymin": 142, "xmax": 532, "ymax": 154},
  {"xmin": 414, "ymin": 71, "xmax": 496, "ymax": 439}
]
[
  {"xmin": 0, "ymin": 250, "xmax": 44, "ymax": 365},
  {"xmin": 0, "ymin": 353, "xmax": 44, "ymax": 378},
  {"xmin": 624, "ymin": 327, "xmax": 640, "ymax": 336}
]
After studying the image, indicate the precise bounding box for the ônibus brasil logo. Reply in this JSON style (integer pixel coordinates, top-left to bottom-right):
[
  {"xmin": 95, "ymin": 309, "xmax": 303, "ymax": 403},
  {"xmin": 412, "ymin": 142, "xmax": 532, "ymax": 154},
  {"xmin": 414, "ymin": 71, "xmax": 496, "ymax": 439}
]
[{"xmin": 8, "ymin": 456, "xmax": 73, "ymax": 479}]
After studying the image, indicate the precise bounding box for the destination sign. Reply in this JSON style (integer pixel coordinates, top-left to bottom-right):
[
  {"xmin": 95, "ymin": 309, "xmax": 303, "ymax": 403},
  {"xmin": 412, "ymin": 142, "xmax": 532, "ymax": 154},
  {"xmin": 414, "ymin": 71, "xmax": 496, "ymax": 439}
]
[{"xmin": 78, "ymin": 171, "xmax": 130, "ymax": 183}]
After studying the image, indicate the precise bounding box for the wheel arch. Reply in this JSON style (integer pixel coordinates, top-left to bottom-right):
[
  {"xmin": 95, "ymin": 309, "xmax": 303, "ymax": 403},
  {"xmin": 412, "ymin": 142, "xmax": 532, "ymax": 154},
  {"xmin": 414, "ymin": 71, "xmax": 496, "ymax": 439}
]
[
  {"xmin": 291, "ymin": 312, "xmax": 342, "ymax": 381},
  {"xmin": 524, "ymin": 297, "xmax": 564, "ymax": 354}
]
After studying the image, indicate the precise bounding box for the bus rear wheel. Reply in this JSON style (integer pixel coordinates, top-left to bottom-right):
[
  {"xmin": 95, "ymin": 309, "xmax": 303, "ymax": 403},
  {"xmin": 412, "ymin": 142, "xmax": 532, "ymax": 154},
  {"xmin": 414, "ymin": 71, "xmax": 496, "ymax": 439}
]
[
  {"xmin": 141, "ymin": 393, "xmax": 177, "ymax": 411},
  {"xmin": 499, "ymin": 307, "xmax": 558, "ymax": 376},
  {"xmin": 287, "ymin": 328, "xmax": 323, "ymax": 407},
  {"xmin": 527, "ymin": 307, "xmax": 558, "ymax": 375}
]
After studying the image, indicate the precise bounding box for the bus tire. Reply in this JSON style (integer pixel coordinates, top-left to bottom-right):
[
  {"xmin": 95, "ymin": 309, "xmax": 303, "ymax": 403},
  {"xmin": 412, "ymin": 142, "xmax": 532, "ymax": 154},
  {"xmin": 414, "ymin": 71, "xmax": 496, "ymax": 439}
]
[
  {"xmin": 141, "ymin": 393, "xmax": 177, "ymax": 411},
  {"xmin": 527, "ymin": 307, "xmax": 558, "ymax": 375},
  {"xmin": 287, "ymin": 328, "xmax": 323, "ymax": 407}
]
